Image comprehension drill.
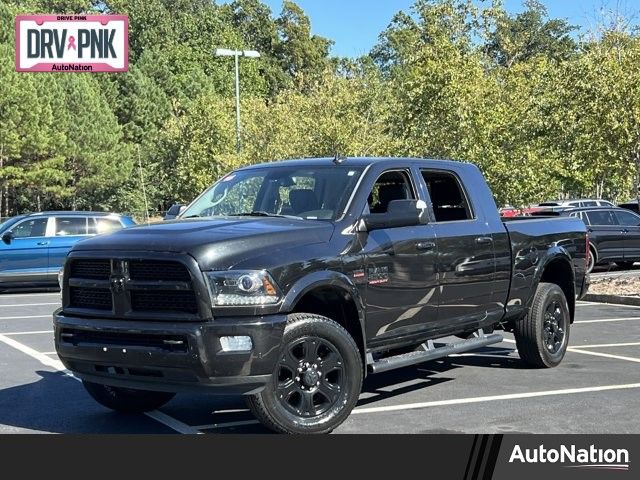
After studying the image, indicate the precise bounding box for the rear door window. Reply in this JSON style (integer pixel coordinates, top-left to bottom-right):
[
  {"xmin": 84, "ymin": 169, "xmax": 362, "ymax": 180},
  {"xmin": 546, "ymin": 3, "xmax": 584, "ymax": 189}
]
[
  {"xmin": 582, "ymin": 201, "xmax": 598, "ymax": 207},
  {"xmin": 615, "ymin": 210, "xmax": 640, "ymax": 227},
  {"xmin": 89, "ymin": 217, "xmax": 123, "ymax": 234},
  {"xmin": 421, "ymin": 170, "xmax": 473, "ymax": 222},
  {"xmin": 585, "ymin": 210, "xmax": 617, "ymax": 226},
  {"xmin": 55, "ymin": 217, "xmax": 88, "ymax": 236}
]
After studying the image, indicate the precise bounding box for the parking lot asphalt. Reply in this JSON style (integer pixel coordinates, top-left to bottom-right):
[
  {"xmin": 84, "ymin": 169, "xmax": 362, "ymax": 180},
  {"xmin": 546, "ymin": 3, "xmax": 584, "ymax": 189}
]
[{"xmin": 0, "ymin": 292, "xmax": 639, "ymax": 434}]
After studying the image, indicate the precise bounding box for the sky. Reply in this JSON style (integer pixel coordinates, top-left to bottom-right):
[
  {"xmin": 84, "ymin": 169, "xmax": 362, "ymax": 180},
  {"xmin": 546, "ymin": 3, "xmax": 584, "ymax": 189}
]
[{"xmin": 231, "ymin": 0, "xmax": 640, "ymax": 57}]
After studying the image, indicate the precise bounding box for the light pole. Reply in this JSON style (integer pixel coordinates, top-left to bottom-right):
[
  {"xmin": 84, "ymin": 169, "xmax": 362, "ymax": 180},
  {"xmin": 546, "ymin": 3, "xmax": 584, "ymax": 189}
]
[{"xmin": 214, "ymin": 48, "xmax": 260, "ymax": 154}]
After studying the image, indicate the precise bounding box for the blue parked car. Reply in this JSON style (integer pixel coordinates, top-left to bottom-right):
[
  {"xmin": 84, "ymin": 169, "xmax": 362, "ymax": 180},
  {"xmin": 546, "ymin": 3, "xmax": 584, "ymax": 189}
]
[{"xmin": 0, "ymin": 211, "xmax": 135, "ymax": 290}]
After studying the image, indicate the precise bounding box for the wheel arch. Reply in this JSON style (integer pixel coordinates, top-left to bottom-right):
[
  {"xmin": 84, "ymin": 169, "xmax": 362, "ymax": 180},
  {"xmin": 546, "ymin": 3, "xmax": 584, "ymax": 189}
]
[
  {"xmin": 533, "ymin": 252, "xmax": 576, "ymax": 323},
  {"xmin": 280, "ymin": 271, "xmax": 367, "ymax": 372}
]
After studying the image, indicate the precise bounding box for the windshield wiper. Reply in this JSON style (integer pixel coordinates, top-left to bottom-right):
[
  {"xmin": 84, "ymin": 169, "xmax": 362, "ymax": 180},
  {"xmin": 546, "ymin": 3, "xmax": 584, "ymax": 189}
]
[
  {"xmin": 230, "ymin": 211, "xmax": 285, "ymax": 217},
  {"xmin": 230, "ymin": 211, "xmax": 301, "ymax": 219}
]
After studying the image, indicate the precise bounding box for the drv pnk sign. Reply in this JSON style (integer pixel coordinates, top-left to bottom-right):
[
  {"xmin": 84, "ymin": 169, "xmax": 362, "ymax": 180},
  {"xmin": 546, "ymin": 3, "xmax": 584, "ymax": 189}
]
[{"xmin": 15, "ymin": 15, "xmax": 128, "ymax": 72}]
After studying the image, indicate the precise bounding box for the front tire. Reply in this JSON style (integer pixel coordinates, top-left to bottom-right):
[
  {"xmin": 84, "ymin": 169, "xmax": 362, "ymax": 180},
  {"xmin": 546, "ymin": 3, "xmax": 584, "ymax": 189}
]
[
  {"xmin": 82, "ymin": 381, "xmax": 175, "ymax": 413},
  {"xmin": 514, "ymin": 282, "xmax": 570, "ymax": 368},
  {"xmin": 247, "ymin": 313, "xmax": 363, "ymax": 434}
]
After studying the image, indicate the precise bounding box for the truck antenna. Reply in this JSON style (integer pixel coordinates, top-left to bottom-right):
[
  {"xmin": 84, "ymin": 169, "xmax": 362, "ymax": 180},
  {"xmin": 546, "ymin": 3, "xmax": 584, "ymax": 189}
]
[{"xmin": 333, "ymin": 153, "xmax": 346, "ymax": 164}]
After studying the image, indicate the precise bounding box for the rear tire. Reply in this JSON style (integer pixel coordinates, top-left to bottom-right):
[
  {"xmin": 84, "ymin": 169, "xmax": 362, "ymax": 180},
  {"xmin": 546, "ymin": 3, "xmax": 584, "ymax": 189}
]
[
  {"xmin": 82, "ymin": 381, "xmax": 175, "ymax": 413},
  {"xmin": 514, "ymin": 282, "xmax": 570, "ymax": 368},
  {"xmin": 587, "ymin": 247, "xmax": 596, "ymax": 273},
  {"xmin": 247, "ymin": 313, "xmax": 362, "ymax": 434}
]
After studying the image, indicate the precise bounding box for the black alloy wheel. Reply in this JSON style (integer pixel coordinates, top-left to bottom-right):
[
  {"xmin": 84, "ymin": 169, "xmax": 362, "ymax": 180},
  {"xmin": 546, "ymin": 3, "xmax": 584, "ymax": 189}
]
[
  {"xmin": 543, "ymin": 300, "xmax": 566, "ymax": 354},
  {"xmin": 246, "ymin": 313, "xmax": 362, "ymax": 434},
  {"xmin": 275, "ymin": 336, "xmax": 345, "ymax": 418}
]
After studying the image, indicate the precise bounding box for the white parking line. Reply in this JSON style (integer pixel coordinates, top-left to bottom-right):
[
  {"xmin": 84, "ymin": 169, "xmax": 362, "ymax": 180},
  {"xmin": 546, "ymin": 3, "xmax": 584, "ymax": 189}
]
[
  {"xmin": 0, "ymin": 303, "xmax": 59, "ymax": 308},
  {"xmin": 577, "ymin": 302, "xmax": 640, "ymax": 309},
  {"xmin": 575, "ymin": 317, "xmax": 640, "ymax": 324},
  {"xmin": 145, "ymin": 411, "xmax": 201, "ymax": 435},
  {"xmin": 0, "ymin": 315, "xmax": 51, "ymax": 320},
  {"xmin": 193, "ymin": 420, "xmax": 260, "ymax": 430},
  {"xmin": 573, "ymin": 342, "xmax": 640, "ymax": 349},
  {"xmin": 0, "ymin": 332, "xmax": 200, "ymax": 435},
  {"xmin": 502, "ymin": 338, "xmax": 640, "ymax": 363},
  {"xmin": 42, "ymin": 352, "xmax": 57, "ymax": 355},
  {"xmin": 352, "ymin": 382, "xmax": 640, "ymax": 415},
  {"xmin": 0, "ymin": 333, "xmax": 65, "ymax": 370},
  {"xmin": 567, "ymin": 348, "xmax": 640, "ymax": 364},
  {"xmin": 3, "ymin": 330, "xmax": 54, "ymax": 336}
]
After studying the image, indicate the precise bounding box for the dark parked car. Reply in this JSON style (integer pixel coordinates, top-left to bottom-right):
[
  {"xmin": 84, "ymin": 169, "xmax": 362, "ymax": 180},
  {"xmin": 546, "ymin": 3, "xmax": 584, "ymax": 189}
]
[
  {"xmin": 0, "ymin": 211, "xmax": 135, "ymax": 290},
  {"xmin": 569, "ymin": 207, "xmax": 640, "ymax": 272},
  {"xmin": 54, "ymin": 158, "xmax": 587, "ymax": 434},
  {"xmin": 534, "ymin": 206, "xmax": 640, "ymax": 273},
  {"xmin": 619, "ymin": 199, "xmax": 640, "ymax": 214}
]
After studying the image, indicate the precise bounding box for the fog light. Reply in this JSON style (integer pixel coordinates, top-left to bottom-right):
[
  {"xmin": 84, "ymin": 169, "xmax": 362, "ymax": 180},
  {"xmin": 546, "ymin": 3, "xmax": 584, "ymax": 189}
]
[{"xmin": 220, "ymin": 336, "xmax": 252, "ymax": 352}]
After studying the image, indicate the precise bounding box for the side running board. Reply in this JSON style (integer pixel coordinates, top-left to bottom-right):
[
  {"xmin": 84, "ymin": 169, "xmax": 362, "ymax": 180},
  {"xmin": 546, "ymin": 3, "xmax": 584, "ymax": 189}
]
[{"xmin": 367, "ymin": 329, "xmax": 504, "ymax": 374}]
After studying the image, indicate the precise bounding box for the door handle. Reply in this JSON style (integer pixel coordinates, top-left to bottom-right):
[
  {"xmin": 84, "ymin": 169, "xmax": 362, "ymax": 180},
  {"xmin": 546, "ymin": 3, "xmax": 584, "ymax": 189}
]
[
  {"xmin": 37, "ymin": 241, "xmax": 49, "ymax": 246},
  {"xmin": 475, "ymin": 236, "xmax": 493, "ymax": 245},
  {"xmin": 416, "ymin": 241, "xmax": 435, "ymax": 251}
]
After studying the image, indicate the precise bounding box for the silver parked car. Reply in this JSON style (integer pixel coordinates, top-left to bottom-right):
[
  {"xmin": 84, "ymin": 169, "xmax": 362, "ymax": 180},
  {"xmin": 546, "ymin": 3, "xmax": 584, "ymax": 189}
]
[{"xmin": 539, "ymin": 199, "xmax": 614, "ymax": 208}]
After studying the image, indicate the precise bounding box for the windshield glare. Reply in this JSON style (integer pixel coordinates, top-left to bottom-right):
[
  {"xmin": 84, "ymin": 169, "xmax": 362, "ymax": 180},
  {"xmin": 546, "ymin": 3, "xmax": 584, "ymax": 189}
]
[{"xmin": 181, "ymin": 166, "xmax": 364, "ymax": 221}]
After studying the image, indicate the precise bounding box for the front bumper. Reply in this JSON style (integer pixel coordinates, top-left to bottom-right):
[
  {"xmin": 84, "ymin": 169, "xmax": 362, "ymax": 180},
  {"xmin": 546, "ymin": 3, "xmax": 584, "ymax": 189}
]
[{"xmin": 53, "ymin": 309, "xmax": 287, "ymax": 394}]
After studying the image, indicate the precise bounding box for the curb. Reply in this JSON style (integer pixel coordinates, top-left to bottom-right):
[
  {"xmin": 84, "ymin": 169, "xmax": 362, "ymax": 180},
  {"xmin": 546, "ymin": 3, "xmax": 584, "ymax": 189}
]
[{"xmin": 583, "ymin": 293, "xmax": 640, "ymax": 306}]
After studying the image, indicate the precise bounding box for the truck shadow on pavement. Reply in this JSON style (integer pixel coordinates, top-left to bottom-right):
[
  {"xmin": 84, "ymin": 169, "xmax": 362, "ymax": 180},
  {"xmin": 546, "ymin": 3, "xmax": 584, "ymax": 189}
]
[
  {"xmin": 0, "ymin": 347, "xmax": 524, "ymax": 434},
  {"xmin": 0, "ymin": 370, "xmax": 178, "ymax": 433},
  {"xmin": 358, "ymin": 346, "xmax": 523, "ymax": 408}
]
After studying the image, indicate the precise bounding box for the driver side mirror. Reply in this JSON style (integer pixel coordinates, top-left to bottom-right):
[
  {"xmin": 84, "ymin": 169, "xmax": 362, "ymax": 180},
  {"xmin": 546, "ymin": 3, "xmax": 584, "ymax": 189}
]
[
  {"xmin": 164, "ymin": 203, "xmax": 187, "ymax": 220},
  {"xmin": 2, "ymin": 231, "xmax": 14, "ymax": 245},
  {"xmin": 357, "ymin": 199, "xmax": 427, "ymax": 232}
]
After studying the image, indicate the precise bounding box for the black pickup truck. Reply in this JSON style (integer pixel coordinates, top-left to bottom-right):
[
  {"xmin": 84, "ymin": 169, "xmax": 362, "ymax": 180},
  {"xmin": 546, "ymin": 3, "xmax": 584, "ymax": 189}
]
[{"xmin": 54, "ymin": 158, "xmax": 589, "ymax": 434}]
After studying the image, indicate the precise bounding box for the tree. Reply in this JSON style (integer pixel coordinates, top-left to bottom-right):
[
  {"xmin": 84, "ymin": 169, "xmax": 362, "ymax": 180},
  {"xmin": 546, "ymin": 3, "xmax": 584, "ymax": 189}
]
[
  {"xmin": 275, "ymin": 1, "xmax": 333, "ymax": 88},
  {"xmin": 486, "ymin": 0, "xmax": 577, "ymax": 68}
]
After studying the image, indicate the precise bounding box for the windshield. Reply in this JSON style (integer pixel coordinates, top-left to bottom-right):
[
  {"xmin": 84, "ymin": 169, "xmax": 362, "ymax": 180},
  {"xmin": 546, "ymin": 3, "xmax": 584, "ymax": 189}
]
[
  {"xmin": 0, "ymin": 216, "xmax": 25, "ymax": 233},
  {"xmin": 181, "ymin": 165, "xmax": 364, "ymax": 220}
]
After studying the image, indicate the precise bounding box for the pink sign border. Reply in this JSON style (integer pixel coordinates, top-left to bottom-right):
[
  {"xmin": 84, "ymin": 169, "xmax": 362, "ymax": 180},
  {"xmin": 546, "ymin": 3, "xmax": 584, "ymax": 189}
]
[{"xmin": 15, "ymin": 14, "xmax": 129, "ymax": 73}]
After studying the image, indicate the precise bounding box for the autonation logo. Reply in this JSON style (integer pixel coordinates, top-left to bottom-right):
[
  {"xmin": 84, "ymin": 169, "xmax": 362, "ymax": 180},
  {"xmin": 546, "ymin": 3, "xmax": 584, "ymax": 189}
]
[{"xmin": 509, "ymin": 444, "xmax": 630, "ymax": 471}]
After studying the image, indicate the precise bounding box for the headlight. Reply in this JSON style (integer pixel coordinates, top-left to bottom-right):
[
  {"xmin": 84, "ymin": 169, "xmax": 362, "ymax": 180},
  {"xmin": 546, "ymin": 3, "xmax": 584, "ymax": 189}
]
[
  {"xmin": 58, "ymin": 268, "xmax": 64, "ymax": 290},
  {"xmin": 205, "ymin": 270, "xmax": 282, "ymax": 306}
]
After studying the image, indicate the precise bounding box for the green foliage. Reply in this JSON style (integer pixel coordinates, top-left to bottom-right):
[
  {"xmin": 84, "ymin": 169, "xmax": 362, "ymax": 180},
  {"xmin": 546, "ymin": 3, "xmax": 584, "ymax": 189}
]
[{"xmin": 1, "ymin": 0, "xmax": 640, "ymax": 216}]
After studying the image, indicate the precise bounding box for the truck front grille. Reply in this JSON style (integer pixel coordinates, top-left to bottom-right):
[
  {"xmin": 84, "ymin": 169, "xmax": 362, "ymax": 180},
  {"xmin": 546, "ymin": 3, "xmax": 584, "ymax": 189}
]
[
  {"xmin": 131, "ymin": 291, "xmax": 198, "ymax": 314},
  {"xmin": 69, "ymin": 259, "xmax": 111, "ymax": 279},
  {"xmin": 129, "ymin": 260, "xmax": 191, "ymax": 282},
  {"xmin": 64, "ymin": 257, "xmax": 203, "ymax": 320},
  {"xmin": 69, "ymin": 287, "xmax": 113, "ymax": 310}
]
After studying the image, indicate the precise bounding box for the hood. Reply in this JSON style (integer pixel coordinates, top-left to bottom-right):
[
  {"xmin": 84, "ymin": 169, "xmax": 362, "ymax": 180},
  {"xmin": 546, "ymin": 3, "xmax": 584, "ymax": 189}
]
[{"xmin": 71, "ymin": 217, "xmax": 335, "ymax": 269}]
